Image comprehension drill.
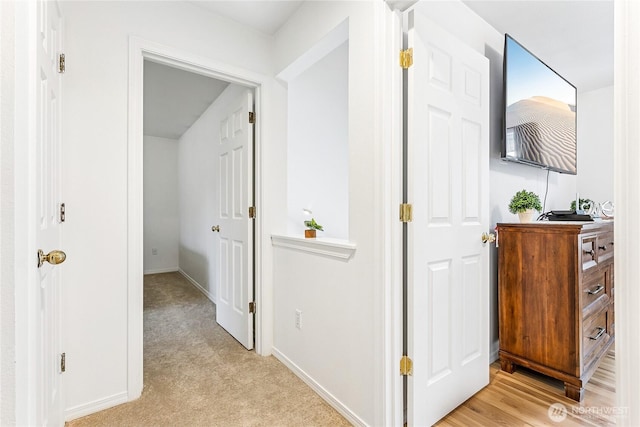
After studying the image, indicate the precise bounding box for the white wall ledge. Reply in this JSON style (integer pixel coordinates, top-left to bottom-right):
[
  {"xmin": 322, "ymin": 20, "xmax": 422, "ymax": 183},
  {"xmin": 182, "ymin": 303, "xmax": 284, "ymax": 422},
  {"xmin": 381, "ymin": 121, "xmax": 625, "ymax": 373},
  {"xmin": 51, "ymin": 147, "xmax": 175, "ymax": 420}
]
[{"xmin": 271, "ymin": 235, "xmax": 356, "ymax": 261}]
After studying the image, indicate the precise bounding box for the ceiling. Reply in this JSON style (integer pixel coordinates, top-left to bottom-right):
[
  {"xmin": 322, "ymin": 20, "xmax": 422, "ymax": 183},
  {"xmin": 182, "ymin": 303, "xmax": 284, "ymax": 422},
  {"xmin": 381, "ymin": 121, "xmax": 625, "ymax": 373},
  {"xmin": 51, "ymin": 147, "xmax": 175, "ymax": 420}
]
[
  {"xmin": 143, "ymin": 60, "xmax": 229, "ymax": 140},
  {"xmin": 461, "ymin": 0, "xmax": 613, "ymax": 92},
  {"xmin": 144, "ymin": 0, "xmax": 613, "ymax": 140},
  {"xmin": 189, "ymin": 1, "xmax": 304, "ymax": 35}
]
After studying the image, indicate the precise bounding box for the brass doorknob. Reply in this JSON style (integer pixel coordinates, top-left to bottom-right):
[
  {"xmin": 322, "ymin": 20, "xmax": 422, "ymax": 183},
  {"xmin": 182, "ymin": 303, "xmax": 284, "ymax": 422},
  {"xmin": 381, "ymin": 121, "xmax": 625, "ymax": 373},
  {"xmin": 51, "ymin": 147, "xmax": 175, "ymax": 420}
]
[
  {"xmin": 481, "ymin": 232, "xmax": 496, "ymax": 244},
  {"xmin": 37, "ymin": 249, "xmax": 66, "ymax": 268},
  {"xmin": 211, "ymin": 225, "xmax": 220, "ymax": 232}
]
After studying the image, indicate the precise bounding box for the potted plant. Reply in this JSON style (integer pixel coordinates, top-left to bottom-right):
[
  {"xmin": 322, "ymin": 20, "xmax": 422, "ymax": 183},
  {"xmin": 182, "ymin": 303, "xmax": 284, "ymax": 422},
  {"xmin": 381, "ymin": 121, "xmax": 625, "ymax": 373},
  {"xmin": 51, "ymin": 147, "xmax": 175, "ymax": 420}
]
[
  {"xmin": 508, "ymin": 189, "xmax": 542, "ymax": 223},
  {"xmin": 303, "ymin": 218, "xmax": 323, "ymax": 238},
  {"xmin": 570, "ymin": 198, "xmax": 593, "ymax": 214}
]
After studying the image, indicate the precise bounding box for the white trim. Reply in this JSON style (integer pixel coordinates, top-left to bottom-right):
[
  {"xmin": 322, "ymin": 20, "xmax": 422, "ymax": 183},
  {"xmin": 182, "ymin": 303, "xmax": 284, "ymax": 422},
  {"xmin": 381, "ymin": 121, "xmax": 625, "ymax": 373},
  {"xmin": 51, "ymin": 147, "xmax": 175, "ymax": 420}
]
[
  {"xmin": 143, "ymin": 267, "xmax": 179, "ymax": 275},
  {"xmin": 614, "ymin": 1, "xmax": 640, "ymax": 424},
  {"xmin": 178, "ymin": 269, "xmax": 215, "ymax": 304},
  {"xmin": 375, "ymin": 4, "xmax": 404, "ymax": 426},
  {"xmin": 272, "ymin": 347, "xmax": 367, "ymax": 427},
  {"xmin": 128, "ymin": 36, "xmax": 268, "ymax": 402},
  {"xmin": 271, "ymin": 235, "xmax": 356, "ymax": 261},
  {"xmin": 64, "ymin": 391, "xmax": 128, "ymax": 422}
]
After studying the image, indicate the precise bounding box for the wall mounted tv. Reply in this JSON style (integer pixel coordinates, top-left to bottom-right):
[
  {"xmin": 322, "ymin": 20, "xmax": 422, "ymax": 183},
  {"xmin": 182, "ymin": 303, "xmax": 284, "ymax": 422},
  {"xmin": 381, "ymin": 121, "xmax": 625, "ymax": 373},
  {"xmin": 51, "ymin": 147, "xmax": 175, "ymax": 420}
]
[{"xmin": 502, "ymin": 34, "xmax": 577, "ymax": 175}]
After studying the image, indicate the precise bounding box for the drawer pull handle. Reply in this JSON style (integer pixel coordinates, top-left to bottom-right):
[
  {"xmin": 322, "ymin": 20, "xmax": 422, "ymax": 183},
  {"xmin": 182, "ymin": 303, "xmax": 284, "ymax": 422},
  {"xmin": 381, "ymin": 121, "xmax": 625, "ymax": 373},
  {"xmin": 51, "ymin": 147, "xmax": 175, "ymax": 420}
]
[
  {"xmin": 589, "ymin": 327, "xmax": 606, "ymax": 341},
  {"xmin": 587, "ymin": 284, "xmax": 605, "ymax": 295},
  {"xmin": 599, "ymin": 245, "xmax": 608, "ymax": 251},
  {"xmin": 584, "ymin": 249, "xmax": 595, "ymax": 257}
]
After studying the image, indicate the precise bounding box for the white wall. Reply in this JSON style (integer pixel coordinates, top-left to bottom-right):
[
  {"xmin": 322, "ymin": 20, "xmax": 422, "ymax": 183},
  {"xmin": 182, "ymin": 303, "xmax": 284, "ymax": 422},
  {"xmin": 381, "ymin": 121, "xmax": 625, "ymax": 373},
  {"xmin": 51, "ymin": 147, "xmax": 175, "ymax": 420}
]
[
  {"xmin": 177, "ymin": 84, "xmax": 248, "ymax": 302},
  {"xmin": 272, "ymin": 3, "xmax": 386, "ymax": 425},
  {"xmin": 143, "ymin": 136, "xmax": 179, "ymax": 274},
  {"xmin": 286, "ymin": 40, "xmax": 349, "ymax": 239},
  {"xmin": 577, "ymin": 85, "xmax": 614, "ymax": 204},
  {"xmin": 60, "ymin": 1, "xmax": 277, "ymax": 418},
  {"xmin": 0, "ymin": 1, "xmax": 17, "ymax": 424}
]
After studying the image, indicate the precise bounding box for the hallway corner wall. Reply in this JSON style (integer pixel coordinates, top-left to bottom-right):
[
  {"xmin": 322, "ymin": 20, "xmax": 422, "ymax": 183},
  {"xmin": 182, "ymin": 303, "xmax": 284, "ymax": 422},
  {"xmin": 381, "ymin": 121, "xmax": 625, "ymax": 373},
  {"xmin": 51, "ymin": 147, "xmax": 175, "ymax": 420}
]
[{"xmin": 143, "ymin": 135, "xmax": 179, "ymax": 274}]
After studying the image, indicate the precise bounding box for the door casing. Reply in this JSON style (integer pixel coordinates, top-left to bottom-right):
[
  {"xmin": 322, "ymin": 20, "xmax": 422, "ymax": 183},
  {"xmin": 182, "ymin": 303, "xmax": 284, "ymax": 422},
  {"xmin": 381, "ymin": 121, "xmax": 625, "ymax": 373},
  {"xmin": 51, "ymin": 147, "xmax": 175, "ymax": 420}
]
[{"xmin": 127, "ymin": 37, "xmax": 266, "ymax": 400}]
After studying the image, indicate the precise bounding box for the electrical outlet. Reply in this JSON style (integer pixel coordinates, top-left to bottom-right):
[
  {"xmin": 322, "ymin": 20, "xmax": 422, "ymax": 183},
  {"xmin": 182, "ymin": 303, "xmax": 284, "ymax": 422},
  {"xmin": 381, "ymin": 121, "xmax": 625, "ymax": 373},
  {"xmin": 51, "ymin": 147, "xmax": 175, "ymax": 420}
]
[
  {"xmin": 295, "ymin": 309, "xmax": 302, "ymax": 329},
  {"xmin": 151, "ymin": 248, "xmax": 158, "ymax": 255}
]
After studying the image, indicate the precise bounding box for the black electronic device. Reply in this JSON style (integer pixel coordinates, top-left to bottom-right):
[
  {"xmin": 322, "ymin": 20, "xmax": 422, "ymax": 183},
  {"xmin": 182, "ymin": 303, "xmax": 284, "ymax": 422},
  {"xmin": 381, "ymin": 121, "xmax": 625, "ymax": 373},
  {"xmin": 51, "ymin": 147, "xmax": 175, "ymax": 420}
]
[
  {"xmin": 550, "ymin": 210, "xmax": 575, "ymax": 216},
  {"xmin": 546, "ymin": 210, "xmax": 593, "ymax": 221}
]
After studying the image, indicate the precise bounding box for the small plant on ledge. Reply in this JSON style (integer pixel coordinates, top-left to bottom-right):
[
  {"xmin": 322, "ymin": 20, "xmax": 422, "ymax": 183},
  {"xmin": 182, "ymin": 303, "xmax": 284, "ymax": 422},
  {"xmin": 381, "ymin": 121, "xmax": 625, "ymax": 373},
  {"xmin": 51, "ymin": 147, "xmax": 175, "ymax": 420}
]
[
  {"xmin": 508, "ymin": 189, "xmax": 542, "ymax": 223},
  {"xmin": 304, "ymin": 218, "xmax": 324, "ymax": 239}
]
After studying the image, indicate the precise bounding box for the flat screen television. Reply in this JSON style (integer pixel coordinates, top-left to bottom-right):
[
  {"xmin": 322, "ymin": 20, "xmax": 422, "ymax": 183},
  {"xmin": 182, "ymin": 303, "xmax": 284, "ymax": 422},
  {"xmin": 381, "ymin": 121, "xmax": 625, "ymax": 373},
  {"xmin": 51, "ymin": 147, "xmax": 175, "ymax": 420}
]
[{"xmin": 502, "ymin": 34, "xmax": 577, "ymax": 175}]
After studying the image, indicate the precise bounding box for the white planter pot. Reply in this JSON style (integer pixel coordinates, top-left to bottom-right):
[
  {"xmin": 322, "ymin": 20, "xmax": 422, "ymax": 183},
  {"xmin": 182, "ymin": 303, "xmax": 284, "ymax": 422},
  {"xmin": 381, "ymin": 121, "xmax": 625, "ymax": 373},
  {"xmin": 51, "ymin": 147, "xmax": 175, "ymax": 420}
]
[{"xmin": 518, "ymin": 209, "xmax": 536, "ymax": 223}]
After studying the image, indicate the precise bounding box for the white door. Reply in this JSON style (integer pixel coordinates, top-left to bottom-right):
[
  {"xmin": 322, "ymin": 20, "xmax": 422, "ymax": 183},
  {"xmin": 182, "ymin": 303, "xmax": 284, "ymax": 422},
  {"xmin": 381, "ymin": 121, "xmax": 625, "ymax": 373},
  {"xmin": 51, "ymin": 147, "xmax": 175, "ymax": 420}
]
[
  {"xmin": 214, "ymin": 88, "xmax": 255, "ymax": 350},
  {"xmin": 406, "ymin": 10, "xmax": 490, "ymax": 426},
  {"xmin": 34, "ymin": 0, "xmax": 65, "ymax": 425}
]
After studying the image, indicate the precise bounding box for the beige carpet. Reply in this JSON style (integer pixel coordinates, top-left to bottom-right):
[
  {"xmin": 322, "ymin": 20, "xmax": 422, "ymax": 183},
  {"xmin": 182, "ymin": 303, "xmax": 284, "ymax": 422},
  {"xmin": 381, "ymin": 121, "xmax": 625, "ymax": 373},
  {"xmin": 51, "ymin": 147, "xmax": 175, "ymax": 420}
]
[{"xmin": 66, "ymin": 272, "xmax": 350, "ymax": 427}]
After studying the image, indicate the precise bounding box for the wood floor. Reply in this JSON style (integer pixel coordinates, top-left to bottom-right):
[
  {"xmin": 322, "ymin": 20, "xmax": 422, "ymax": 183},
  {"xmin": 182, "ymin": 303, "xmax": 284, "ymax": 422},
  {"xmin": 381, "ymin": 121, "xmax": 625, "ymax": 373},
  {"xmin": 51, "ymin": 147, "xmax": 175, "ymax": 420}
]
[{"xmin": 436, "ymin": 351, "xmax": 616, "ymax": 426}]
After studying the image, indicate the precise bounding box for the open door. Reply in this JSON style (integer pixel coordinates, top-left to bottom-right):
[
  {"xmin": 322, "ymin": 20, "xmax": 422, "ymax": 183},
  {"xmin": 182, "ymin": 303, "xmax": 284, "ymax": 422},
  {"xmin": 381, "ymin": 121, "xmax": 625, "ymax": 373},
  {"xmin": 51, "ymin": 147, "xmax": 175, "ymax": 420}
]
[
  {"xmin": 406, "ymin": 10, "xmax": 490, "ymax": 426},
  {"xmin": 34, "ymin": 0, "xmax": 65, "ymax": 424},
  {"xmin": 213, "ymin": 88, "xmax": 255, "ymax": 350}
]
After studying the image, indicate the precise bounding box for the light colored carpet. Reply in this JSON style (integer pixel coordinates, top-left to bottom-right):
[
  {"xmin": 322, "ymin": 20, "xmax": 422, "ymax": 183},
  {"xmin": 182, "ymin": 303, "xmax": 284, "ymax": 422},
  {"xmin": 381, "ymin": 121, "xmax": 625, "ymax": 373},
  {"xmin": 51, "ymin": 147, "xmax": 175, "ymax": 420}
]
[{"xmin": 66, "ymin": 272, "xmax": 351, "ymax": 427}]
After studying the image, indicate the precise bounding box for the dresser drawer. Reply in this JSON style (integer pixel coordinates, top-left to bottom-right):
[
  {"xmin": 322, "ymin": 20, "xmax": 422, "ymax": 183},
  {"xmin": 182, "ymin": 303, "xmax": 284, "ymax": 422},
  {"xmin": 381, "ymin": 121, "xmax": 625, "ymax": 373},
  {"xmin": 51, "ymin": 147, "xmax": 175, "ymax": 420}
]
[
  {"xmin": 582, "ymin": 269, "xmax": 609, "ymax": 314},
  {"xmin": 583, "ymin": 309, "xmax": 610, "ymax": 365},
  {"xmin": 597, "ymin": 232, "xmax": 614, "ymax": 263},
  {"xmin": 581, "ymin": 235, "xmax": 598, "ymax": 271}
]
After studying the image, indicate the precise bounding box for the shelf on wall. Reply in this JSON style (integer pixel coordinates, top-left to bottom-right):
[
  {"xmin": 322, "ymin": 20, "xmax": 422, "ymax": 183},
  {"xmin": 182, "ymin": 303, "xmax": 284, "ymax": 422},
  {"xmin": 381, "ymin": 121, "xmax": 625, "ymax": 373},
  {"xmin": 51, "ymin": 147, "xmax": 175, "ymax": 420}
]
[{"xmin": 271, "ymin": 235, "xmax": 356, "ymax": 261}]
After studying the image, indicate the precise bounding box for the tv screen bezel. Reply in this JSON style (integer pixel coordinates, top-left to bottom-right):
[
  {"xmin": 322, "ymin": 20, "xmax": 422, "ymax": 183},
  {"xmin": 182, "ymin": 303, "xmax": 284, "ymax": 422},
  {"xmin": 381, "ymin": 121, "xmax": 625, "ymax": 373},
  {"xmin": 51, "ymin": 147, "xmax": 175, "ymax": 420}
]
[{"xmin": 501, "ymin": 33, "xmax": 578, "ymax": 175}]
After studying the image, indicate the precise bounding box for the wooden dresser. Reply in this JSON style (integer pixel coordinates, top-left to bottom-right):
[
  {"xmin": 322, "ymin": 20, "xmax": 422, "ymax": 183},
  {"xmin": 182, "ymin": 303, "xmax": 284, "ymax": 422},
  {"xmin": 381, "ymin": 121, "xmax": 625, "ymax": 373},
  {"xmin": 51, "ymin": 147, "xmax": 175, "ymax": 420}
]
[{"xmin": 496, "ymin": 221, "xmax": 614, "ymax": 401}]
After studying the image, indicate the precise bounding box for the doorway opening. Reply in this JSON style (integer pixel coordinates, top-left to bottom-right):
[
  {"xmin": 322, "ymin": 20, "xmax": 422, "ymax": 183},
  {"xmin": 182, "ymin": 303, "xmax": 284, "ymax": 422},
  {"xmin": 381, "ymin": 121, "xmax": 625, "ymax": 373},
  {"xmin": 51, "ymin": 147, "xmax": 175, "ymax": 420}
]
[
  {"xmin": 128, "ymin": 38, "xmax": 264, "ymax": 399},
  {"xmin": 142, "ymin": 58, "xmax": 256, "ymax": 341}
]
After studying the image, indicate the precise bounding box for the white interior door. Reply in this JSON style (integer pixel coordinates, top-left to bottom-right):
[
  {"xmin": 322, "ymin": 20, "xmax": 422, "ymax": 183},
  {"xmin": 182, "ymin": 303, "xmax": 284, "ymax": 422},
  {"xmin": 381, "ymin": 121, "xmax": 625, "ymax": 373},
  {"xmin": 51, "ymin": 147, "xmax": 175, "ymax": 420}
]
[
  {"xmin": 214, "ymin": 88, "xmax": 254, "ymax": 350},
  {"xmin": 406, "ymin": 10, "xmax": 490, "ymax": 426},
  {"xmin": 35, "ymin": 0, "xmax": 64, "ymax": 425}
]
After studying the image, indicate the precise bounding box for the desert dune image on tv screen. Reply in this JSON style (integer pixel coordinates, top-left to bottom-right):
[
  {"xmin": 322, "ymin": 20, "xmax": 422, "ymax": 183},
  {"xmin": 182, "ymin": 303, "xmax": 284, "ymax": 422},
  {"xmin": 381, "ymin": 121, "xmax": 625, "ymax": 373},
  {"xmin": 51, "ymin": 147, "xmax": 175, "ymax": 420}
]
[{"xmin": 505, "ymin": 36, "xmax": 576, "ymax": 174}]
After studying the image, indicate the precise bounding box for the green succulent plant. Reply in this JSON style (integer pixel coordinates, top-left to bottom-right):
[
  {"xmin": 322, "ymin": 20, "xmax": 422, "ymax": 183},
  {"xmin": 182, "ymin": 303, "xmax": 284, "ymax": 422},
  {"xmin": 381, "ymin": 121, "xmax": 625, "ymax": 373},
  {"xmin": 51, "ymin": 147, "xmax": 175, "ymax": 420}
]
[
  {"xmin": 508, "ymin": 189, "xmax": 542, "ymax": 214},
  {"xmin": 303, "ymin": 218, "xmax": 324, "ymax": 231}
]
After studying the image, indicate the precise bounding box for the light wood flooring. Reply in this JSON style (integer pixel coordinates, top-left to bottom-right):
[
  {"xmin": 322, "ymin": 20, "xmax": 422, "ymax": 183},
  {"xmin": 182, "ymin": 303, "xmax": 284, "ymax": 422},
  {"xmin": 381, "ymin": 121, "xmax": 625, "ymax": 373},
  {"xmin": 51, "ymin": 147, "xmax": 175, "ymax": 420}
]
[{"xmin": 436, "ymin": 351, "xmax": 616, "ymax": 426}]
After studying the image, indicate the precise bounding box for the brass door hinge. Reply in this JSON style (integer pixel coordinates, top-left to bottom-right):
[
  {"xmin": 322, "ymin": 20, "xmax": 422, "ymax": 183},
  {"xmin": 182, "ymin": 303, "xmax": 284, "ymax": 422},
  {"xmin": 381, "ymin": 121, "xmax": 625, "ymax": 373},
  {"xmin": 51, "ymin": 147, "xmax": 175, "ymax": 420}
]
[
  {"xmin": 58, "ymin": 53, "xmax": 65, "ymax": 73},
  {"xmin": 249, "ymin": 206, "xmax": 256, "ymax": 219},
  {"xmin": 400, "ymin": 355, "xmax": 413, "ymax": 376},
  {"xmin": 60, "ymin": 352, "xmax": 66, "ymax": 373},
  {"xmin": 400, "ymin": 48, "xmax": 413, "ymax": 69},
  {"xmin": 249, "ymin": 112, "xmax": 255, "ymax": 124},
  {"xmin": 59, "ymin": 203, "xmax": 66, "ymax": 223},
  {"xmin": 249, "ymin": 302, "xmax": 256, "ymax": 314},
  {"xmin": 400, "ymin": 203, "xmax": 413, "ymax": 223}
]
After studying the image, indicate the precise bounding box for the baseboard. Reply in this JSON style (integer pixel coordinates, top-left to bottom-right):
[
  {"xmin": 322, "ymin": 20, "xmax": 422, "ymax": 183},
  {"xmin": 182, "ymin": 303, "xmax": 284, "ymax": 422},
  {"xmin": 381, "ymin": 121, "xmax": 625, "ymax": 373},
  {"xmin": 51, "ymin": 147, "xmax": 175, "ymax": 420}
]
[
  {"xmin": 272, "ymin": 347, "xmax": 367, "ymax": 427},
  {"xmin": 143, "ymin": 267, "xmax": 178, "ymax": 275},
  {"xmin": 178, "ymin": 269, "xmax": 215, "ymax": 304},
  {"xmin": 490, "ymin": 339, "xmax": 500, "ymax": 363},
  {"xmin": 65, "ymin": 391, "xmax": 128, "ymax": 421}
]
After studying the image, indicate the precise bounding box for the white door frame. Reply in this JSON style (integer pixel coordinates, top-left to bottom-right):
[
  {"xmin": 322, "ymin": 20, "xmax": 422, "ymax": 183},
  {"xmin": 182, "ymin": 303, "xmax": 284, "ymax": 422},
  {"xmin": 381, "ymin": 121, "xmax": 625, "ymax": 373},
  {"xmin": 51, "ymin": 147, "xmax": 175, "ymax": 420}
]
[
  {"xmin": 127, "ymin": 37, "xmax": 266, "ymax": 399},
  {"xmin": 614, "ymin": 1, "xmax": 640, "ymax": 424},
  {"xmin": 374, "ymin": 3, "xmax": 404, "ymax": 426}
]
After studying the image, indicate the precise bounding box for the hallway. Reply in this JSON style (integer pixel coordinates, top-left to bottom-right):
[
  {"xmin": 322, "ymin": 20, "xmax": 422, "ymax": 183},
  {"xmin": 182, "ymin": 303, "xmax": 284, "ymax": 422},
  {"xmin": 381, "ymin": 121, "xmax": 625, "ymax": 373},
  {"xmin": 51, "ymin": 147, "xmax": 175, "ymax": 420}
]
[{"xmin": 67, "ymin": 273, "xmax": 350, "ymax": 426}]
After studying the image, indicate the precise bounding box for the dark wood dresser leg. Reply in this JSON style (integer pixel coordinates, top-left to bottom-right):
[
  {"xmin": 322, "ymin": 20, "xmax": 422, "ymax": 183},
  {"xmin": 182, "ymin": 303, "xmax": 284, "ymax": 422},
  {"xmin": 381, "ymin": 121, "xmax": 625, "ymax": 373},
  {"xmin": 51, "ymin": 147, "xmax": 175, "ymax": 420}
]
[
  {"xmin": 564, "ymin": 382, "xmax": 584, "ymax": 401},
  {"xmin": 500, "ymin": 357, "xmax": 516, "ymax": 374}
]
